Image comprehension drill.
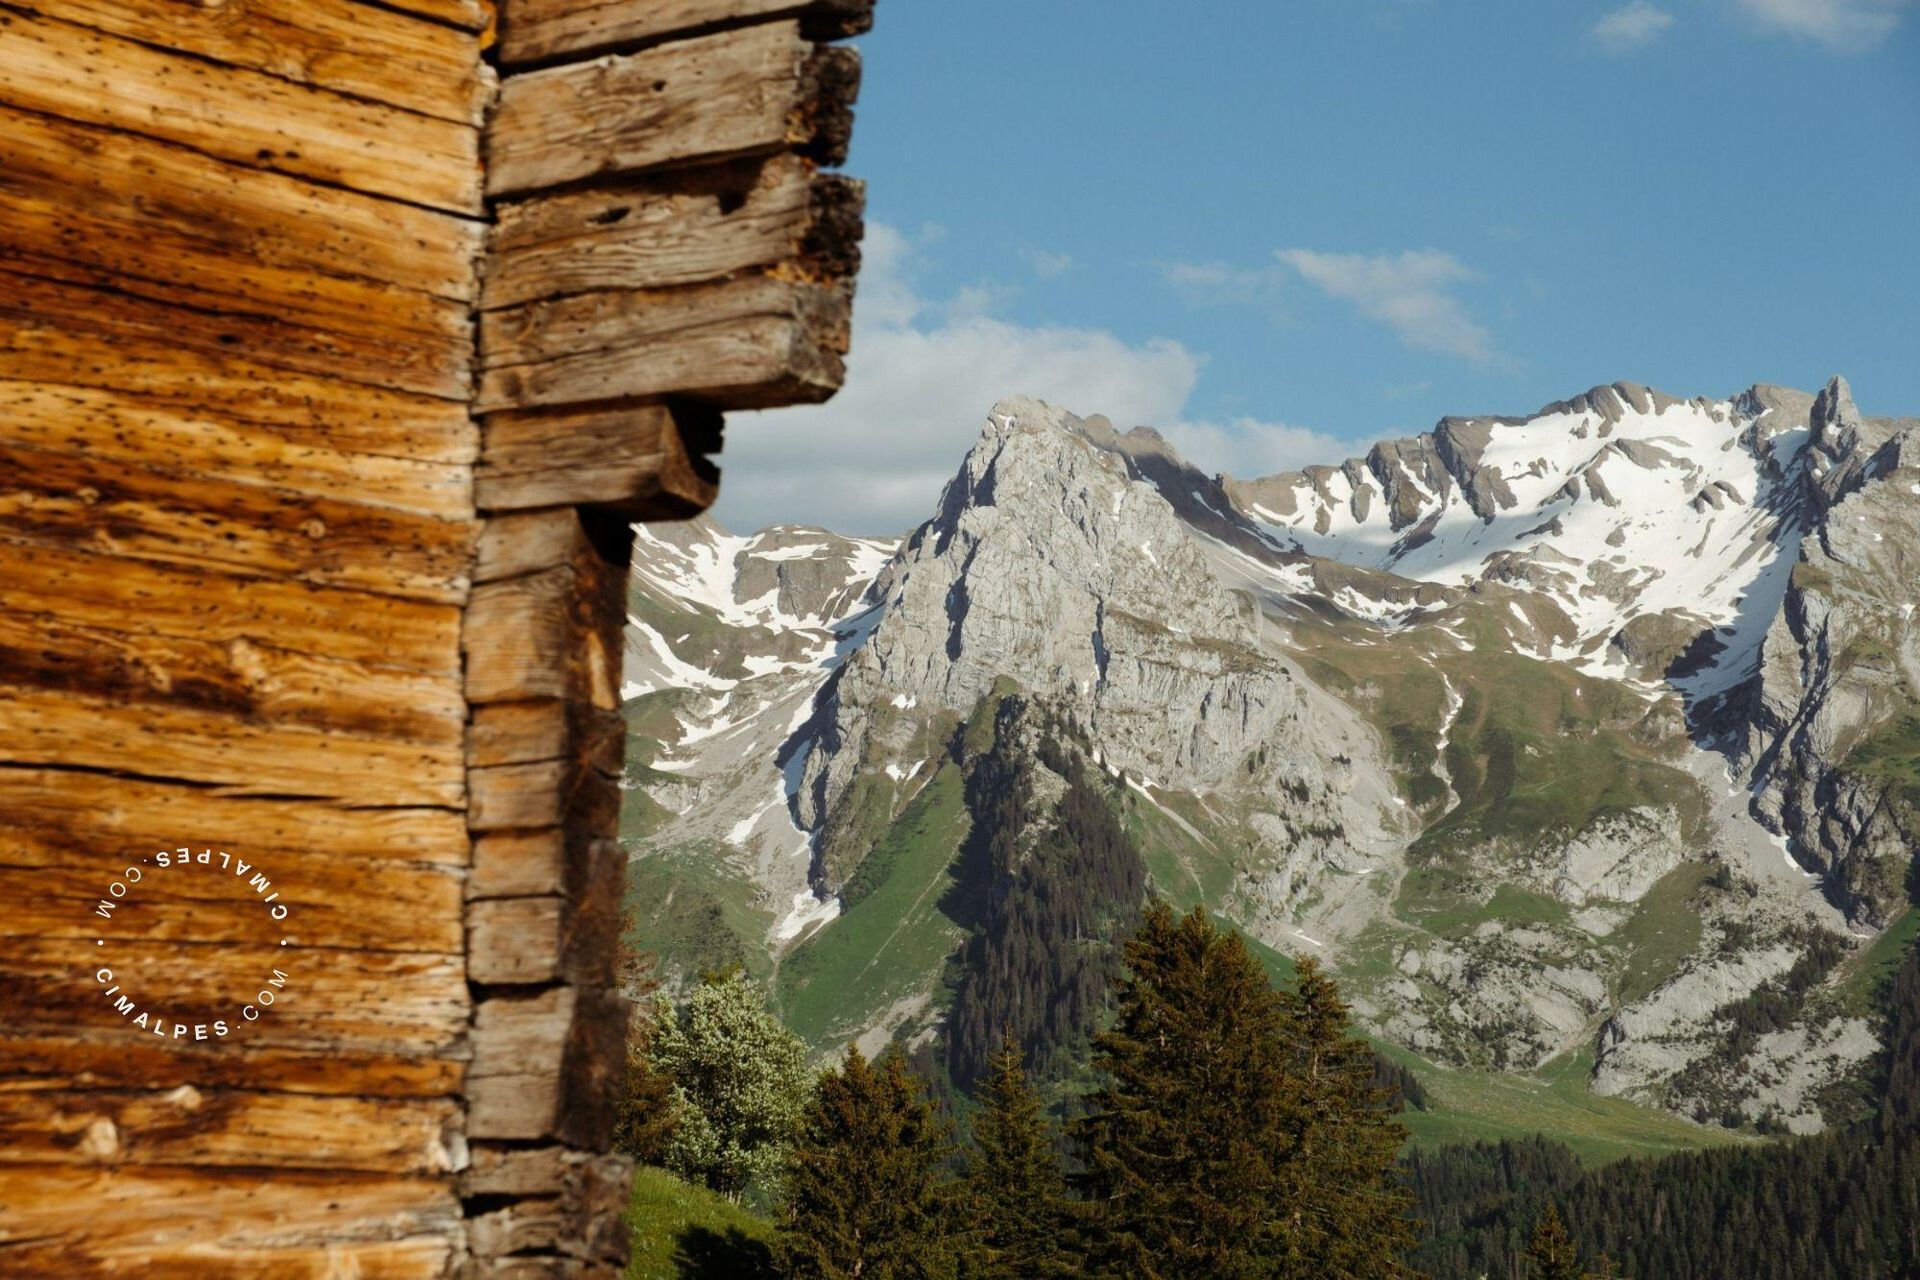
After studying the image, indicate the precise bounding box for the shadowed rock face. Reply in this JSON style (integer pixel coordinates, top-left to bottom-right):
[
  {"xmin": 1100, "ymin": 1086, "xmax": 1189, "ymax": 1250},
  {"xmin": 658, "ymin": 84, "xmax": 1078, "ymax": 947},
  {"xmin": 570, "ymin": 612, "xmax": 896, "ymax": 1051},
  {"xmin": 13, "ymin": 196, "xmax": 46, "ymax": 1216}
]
[{"xmin": 622, "ymin": 377, "xmax": 1918, "ymax": 1131}]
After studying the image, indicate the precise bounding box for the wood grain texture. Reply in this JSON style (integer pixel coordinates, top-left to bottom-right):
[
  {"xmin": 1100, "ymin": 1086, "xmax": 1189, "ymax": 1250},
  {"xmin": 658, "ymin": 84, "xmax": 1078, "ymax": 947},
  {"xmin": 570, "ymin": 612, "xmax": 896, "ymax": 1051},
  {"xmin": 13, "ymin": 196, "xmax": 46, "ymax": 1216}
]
[
  {"xmin": 485, "ymin": 154, "xmax": 862, "ymax": 310},
  {"xmin": 477, "ymin": 402, "xmax": 719, "ymax": 516},
  {"xmin": 12, "ymin": 0, "xmax": 492, "ymax": 123},
  {"xmin": 0, "ymin": 1088, "xmax": 461, "ymax": 1172},
  {"xmin": 486, "ymin": 21, "xmax": 858, "ymax": 196},
  {"xmin": 0, "ymin": 105, "xmax": 480, "ymax": 301},
  {"xmin": 0, "ymin": 438, "xmax": 474, "ymax": 603},
  {"xmin": 499, "ymin": 0, "xmax": 873, "ymax": 65},
  {"xmin": 0, "ymin": 9, "xmax": 483, "ymax": 213},
  {"xmin": 0, "ymin": 541, "xmax": 462, "ymax": 675},
  {"xmin": 1, "ymin": 935, "xmax": 467, "ymax": 1053},
  {"xmin": 0, "ymin": 686, "xmax": 466, "ymax": 807},
  {"xmin": 0, "ymin": 264, "xmax": 470, "ymax": 402},
  {"xmin": 0, "ymin": 1166, "xmax": 458, "ymax": 1279},
  {"xmin": 0, "ymin": 382, "xmax": 473, "ymax": 519},
  {"xmin": 0, "ymin": 1033, "xmax": 463, "ymax": 1098},
  {"xmin": 480, "ymin": 274, "xmax": 851, "ymax": 411},
  {"xmin": 468, "ymin": 985, "xmax": 628, "ymax": 1144}
]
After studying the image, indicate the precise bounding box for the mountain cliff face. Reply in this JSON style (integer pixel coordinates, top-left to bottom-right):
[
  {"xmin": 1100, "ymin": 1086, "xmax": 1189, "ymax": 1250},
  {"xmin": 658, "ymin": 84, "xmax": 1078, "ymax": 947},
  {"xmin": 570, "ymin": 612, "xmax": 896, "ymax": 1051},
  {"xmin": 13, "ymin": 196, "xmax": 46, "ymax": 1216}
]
[{"xmin": 621, "ymin": 379, "xmax": 1919, "ymax": 1135}]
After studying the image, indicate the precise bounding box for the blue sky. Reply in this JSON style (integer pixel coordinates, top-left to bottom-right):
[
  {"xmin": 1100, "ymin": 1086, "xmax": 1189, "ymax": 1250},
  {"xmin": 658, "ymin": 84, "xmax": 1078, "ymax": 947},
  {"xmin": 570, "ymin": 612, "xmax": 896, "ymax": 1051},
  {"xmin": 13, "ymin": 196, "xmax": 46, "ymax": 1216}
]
[{"xmin": 715, "ymin": 0, "xmax": 1920, "ymax": 534}]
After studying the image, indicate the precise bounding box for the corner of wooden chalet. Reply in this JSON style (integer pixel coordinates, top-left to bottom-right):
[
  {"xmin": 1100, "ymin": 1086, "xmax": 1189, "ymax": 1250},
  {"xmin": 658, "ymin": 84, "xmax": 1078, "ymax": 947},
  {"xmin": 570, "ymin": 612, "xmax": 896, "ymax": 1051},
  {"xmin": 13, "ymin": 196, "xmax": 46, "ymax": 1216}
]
[{"xmin": 0, "ymin": 0, "xmax": 872, "ymax": 1274}]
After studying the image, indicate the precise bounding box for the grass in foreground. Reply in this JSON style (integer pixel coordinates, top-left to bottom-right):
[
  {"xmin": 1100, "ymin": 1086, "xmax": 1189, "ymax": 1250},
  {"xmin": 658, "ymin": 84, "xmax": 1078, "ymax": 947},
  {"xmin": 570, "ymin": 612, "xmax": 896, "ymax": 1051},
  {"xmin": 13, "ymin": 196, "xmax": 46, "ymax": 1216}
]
[{"xmin": 624, "ymin": 1165, "xmax": 776, "ymax": 1280}]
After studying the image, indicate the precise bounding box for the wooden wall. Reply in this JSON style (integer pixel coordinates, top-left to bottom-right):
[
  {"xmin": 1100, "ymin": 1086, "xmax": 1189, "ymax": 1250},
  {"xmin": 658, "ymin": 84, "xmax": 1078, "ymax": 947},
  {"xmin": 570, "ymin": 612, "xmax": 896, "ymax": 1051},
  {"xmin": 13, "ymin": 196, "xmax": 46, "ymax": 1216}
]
[{"xmin": 0, "ymin": 1, "xmax": 868, "ymax": 1274}]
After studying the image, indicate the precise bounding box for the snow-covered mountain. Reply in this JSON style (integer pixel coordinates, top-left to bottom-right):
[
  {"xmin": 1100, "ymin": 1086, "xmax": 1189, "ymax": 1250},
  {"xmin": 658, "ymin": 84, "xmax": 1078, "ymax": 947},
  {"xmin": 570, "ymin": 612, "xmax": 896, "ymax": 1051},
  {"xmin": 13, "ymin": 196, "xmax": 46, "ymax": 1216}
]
[{"xmin": 620, "ymin": 378, "xmax": 1918, "ymax": 1134}]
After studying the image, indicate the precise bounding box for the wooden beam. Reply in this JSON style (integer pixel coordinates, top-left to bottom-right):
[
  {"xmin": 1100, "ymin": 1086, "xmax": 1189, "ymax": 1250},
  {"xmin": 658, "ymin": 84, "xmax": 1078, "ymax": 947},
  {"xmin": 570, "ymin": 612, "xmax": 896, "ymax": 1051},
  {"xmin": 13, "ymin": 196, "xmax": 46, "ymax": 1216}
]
[
  {"xmin": 476, "ymin": 402, "xmax": 719, "ymax": 517},
  {"xmin": 0, "ymin": 1166, "xmax": 458, "ymax": 1279},
  {"xmin": 0, "ymin": 1033, "xmax": 463, "ymax": 1098},
  {"xmin": 485, "ymin": 154, "xmax": 863, "ymax": 310},
  {"xmin": 467, "ymin": 986, "xmax": 628, "ymax": 1145},
  {"xmin": 0, "ymin": 438, "xmax": 474, "ymax": 605},
  {"xmin": 480, "ymin": 274, "xmax": 850, "ymax": 412},
  {"xmin": 0, "ymin": 686, "xmax": 466, "ymax": 808},
  {"xmin": 0, "ymin": 9, "xmax": 483, "ymax": 214},
  {"xmin": 1, "ymin": 935, "xmax": 467, "ymax": 1054},
  {"xmin": 0, "ymin": 266, "xmax": 470, "ymax": 403},
  {"xmin": 0, "ymin": 767, "xmax": 469, "ymax": 865},
  {"xmin": 0, "ymin": 105, "xmax": 481, "ymax": 302},
  {"xmin": 0, "ymin": 541, "xmax": 462, "ymax": 677},
  {"xmin": 0, "ymin": 1089, "xmax": 461, "ymax": 1173},
  {"xmin": 11, "ymin": 0, "xmax": 492, "ymax": 125},
  {"xmin": 0, "ymin": 383, "xmax": 473, "ymax": 520},
  {"xmin": 486, "ymin": 21, "xmax": 859, "ymax": 197},
  {"xmin": 467, "ymin": 842, "xmax": 622, "ymax": 983},
  {"xmin": 464, "ymin": 1152, "xmax": 631, "ymax": 1262},
  {"xmin": 500, "ymin": 0, "xmax": 873, "ymax": 66}
]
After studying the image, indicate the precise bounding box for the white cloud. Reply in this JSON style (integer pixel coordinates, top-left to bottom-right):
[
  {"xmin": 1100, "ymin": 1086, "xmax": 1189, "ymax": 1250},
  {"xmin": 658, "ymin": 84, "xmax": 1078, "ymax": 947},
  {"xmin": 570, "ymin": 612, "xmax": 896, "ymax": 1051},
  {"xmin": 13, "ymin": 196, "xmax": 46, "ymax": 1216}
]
[
  {"xmin": 1733, "ymin": 0, "xmax": 1910, "ymax": 49},
  {"xmin": 709, "ymin": 225, "xmax": 1347, "ymax": 535},
  {"xmin": 1159, "ymin": 260, "xmax": 1290, "ymax": 310},
  {"xmin": 1277, "ymin": 248, "xmax": 1496, "ymax": 363},
  {"xmin": 1590, "ymin": 2, "xmax": 1676, "ymax": 49},
  {"xmin": 1018, "ymin": 246, "xmax": 1074, "ymax": 278}
]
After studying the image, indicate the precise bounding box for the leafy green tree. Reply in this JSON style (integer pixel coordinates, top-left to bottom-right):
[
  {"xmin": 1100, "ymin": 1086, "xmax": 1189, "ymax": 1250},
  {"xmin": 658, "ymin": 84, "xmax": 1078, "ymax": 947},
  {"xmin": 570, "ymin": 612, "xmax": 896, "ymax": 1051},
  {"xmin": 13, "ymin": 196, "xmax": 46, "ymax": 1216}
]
[
  {"xmin": 1271, "ymin": 957, "xmax": 1418, "ymax": 1275},
  {"xmin": 961, "ymin": 1039, "xmax": 1076, "ymax": 1278},
  {"xmin": 612, "ymin": 945, "xmax": 679, "ymax": 1165},
  {"xmin": 1525, "ymin": 1204, "xmax": 1579, "ymax": 1280},
  {"xmin": 652, "ymin": 969, "xmax": 810, "ymax": 1200},
  {"xmin": 779, "ymin": 1047, "xmax": 959, "ymax": 1280}
]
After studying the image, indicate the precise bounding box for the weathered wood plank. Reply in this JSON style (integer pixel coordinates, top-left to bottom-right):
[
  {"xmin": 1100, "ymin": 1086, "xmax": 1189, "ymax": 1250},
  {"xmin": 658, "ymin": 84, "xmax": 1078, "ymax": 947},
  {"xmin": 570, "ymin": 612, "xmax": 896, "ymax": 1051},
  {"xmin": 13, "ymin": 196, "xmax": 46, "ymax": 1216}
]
[
  {"xmin": 4, "ymin": 856, "xmax": 462, "ymax": 954},
  {"xmin": 0, "ymin": 264, "xmax": 469, "ymax": 402},
  {"xmin": 0, "ymin": 1034, "xmax": 463, "ymax": 1098},
  {"xmin": 0, "ymin": 1088, "xmax": 461, "ymax": 1173},
  {"xmin": 470, "ymin": 704, "xmax": 571, "ymax": 769},
  {"xmin": 1, "ymin": 936, "xmax": 466, "ymax": 1053},
  {"xmin": 0, "ymin": 9, "xmax": 483, "ymax": 213},
  {"xmin": 470, "ymin": 829, "xmax": 567, "ymax": 898},
  {"xmin": 0, "ymin": 329, "xmax": 477, "ymax": 464},
  {"xmin": 0, "ymin": 686, "xmax": 466, "ymax": 807},
  {"xmin": 0, "ymin": 767, "xmax": 468, "ymax": 866},
  {"xmin": 0, "ymin": 542, "xmax": 461, "ymax": 676},
  {"xmin": 465, "ymin": 554, "xmax": 626, "ymax": 707},
  {"xmin": 0, "ymin": 438, "xmax": 473, "ymax": 604},
  {"xmin": 0, "ymin": 1166, "xmax": 457, "ymax": 1279},
  {"xmin": 465, "ymin": 1153, "xmax": 630, "ymax": 1261},
  {"xmin": 0, "ymin": 382, "xmax": 472, "ymax": 519},
  {"xmin": 474, "ymin": 509, "xmax": 591, "ymax": 583},
  {"xmin": 0, "ymin": 104, "xmax": 479, "ymax": 301},
  {"xmin": 14, "ymin": 0, "xmax": 491, "ymax": 124},
  {"xmin": 486, "ymin": 21, "xmax": 859, "ymax": 196},
  {"xmin": 0, "ymin": 193, "xmax": 470, "ymax": 383},
  {"xmin": 468, "ymin": 846, "xmax": 621, "ymax": 982},
  {"xmin": 486, "ymin": 155, "xmax": 862, "ymax": 310},
  {"xmin": 0, "ymin": 607, "xmax": 464, "ymax": 748},
  {"xmin": 377, "ymin": 0, "xmax": 494, "ymax": 32},
  {"xmin": 468, "ymin": 986, "xmax": 627, "ymax": 1144},
  {"xmin": 499, "ymin": 0, "xmax": 873, "ymax": 66},
  {"xmin": 477, "ymin": 402, "xmax": 718, "ymax": 517},
  {"xmin": 480, "ymin": 274, "xmax": 850, "ymax": 411}
]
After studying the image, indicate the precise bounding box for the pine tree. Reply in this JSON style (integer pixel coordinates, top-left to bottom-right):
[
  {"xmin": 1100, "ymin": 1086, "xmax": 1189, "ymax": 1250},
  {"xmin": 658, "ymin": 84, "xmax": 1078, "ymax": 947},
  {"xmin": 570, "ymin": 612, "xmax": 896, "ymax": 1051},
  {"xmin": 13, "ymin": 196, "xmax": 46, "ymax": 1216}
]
[
  {"xmin": 1072, "ymin": 901, "xmax": 1297, "ymax": 1277},
  {"xmin": 1271, "ymin": 956, "xmax": 1418, "ymax": 1277},
  {"xmin": 779, "ymin": 1048, "xmax": 959, "ymax": 1280},
  {"xmin": 961, "ymin": 1038, "xmax": 1076, "ymax": 1279},
  {"xmin": 1526, "ymin": 1204, "xmax": 1580, "ymax": 1280},
  {"xmin": 652, "ymin": 969, "xmax": 810, "ymax": 1200}
]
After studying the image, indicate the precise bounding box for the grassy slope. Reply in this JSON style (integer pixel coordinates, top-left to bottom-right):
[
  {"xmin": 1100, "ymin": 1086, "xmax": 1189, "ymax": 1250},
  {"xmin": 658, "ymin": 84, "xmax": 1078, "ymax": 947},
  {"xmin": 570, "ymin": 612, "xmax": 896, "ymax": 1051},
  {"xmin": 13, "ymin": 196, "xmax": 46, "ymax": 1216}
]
[
  {"xmin": 624, "ymin": 1166, "xmax": 776, "ymax": 1280},
  {"xmin": 773, "ymin": 762, "xmax": 972, "ymax": 1047},
  {"xmin": 1238, "ymin": 914, "xmax": 1731, "ymax": 1163}
]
